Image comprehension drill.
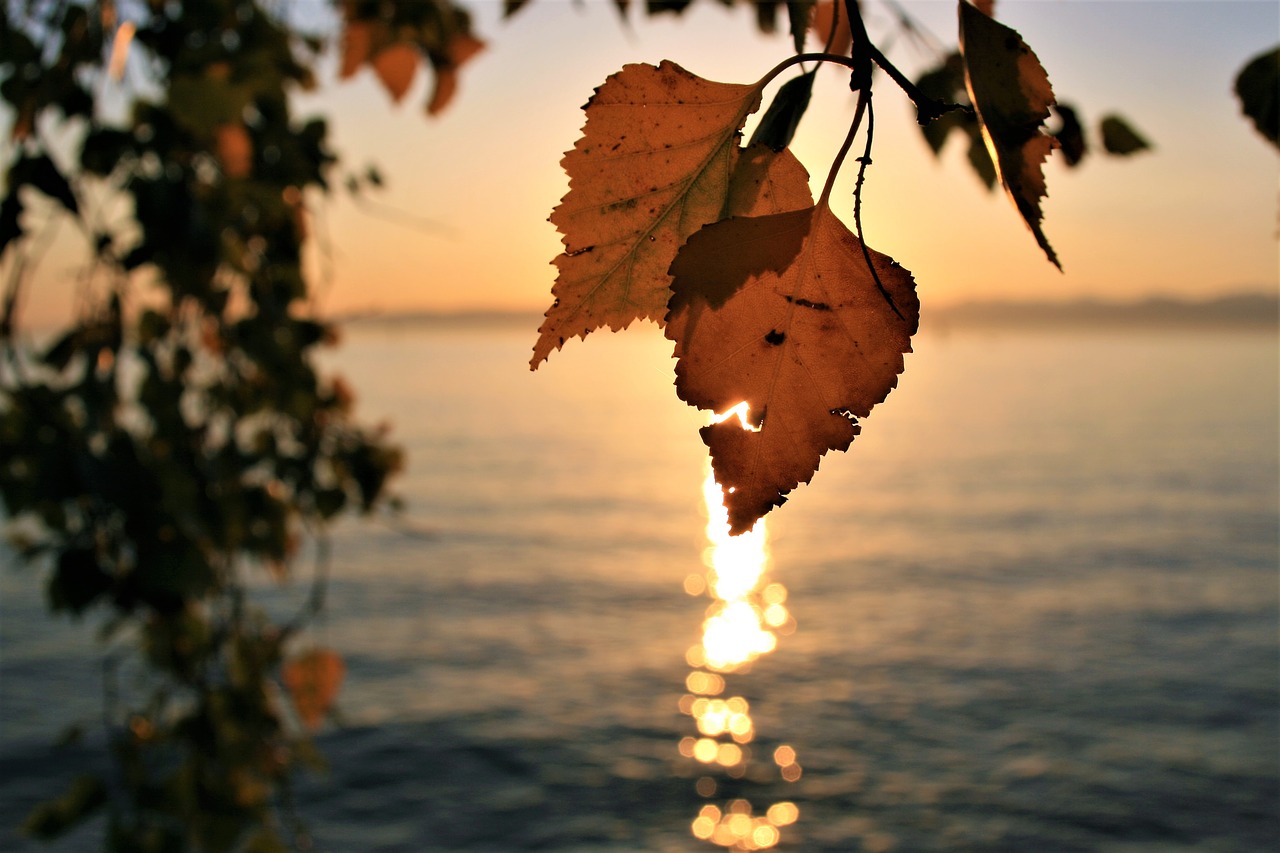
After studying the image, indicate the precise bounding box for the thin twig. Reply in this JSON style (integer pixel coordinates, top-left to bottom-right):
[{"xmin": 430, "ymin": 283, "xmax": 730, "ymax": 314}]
[
  {"xmin": 851, "ymin": 96, "xmax": 905, "ymax": 321},
  {"xmin": 819, "ymin": 88, "xmax": 868, "ymax": 207},
  {"xmin": 842, "ymin": 0, "xmax": 966, "ymax": 124},
  {"xmin": 843, "ymin": 0, "xmax": 874, "ymax": 91}
]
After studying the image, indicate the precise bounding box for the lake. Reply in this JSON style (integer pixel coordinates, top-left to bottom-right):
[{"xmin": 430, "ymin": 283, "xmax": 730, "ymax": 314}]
[{"xmin": 2, "ymin": 319, "xmax": 1277, "ymax": 851}]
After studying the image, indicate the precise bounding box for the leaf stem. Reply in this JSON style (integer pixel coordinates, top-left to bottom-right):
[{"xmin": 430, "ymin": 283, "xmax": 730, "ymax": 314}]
[
  {"xmin": 818, "ymin": 88, "xmax": 868, "ymax": 207},
  {"xmin": 851, "ymin": 96, "xmax": 906, "ymax": 321},
  {"xmin": 756, "ymin": 45, "xmax": 964, "ymax": 129},
  {"xmin": 754, "ymin": 52, "xmax": 859, "ymax": 91}
]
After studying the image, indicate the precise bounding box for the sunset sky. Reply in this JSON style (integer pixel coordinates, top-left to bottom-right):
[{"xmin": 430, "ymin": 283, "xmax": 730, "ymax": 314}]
[{"xmin": 15, "ymin": 0, "xmax": 1280, "ymax": 327}]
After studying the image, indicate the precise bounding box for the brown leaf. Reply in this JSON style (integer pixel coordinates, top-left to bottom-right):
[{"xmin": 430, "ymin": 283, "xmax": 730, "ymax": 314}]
[
  {"xmin": 810, "ymin": 1, "xmax": 852, "ymax": 56},
  {"xmin": 340, "ymin": 20, "xmax": 376, "ymax": 79},
  {"xmin": 447, "ymin": 31, "xmax": 486, "ymax": 68},
  {"xmin": 11, "ymin": 106, "xmax": 34, "ymax": 142},
  {"xmin": 427, "ymin": 66, "xmax": 459, "ymax": 117},
  {"xmin": 667, "ymin": 145, "xmax": 811, "ymax": 324},
  {"xmin": 959, "ymin": 0, "xmax": 1060, "ymax": 269},
  {"xmin": 282, "ymin": 648, "xmax": 345, "ymax": 730},
  {"xmin": 666, "ymin": 203, "xmax": 918, "ymax": 534},
  {"xmin": 372, "ymin": 43, "xmax": 419, "ymax": 103},
  {"xmin": 531, "ymin": 61, "xmax": 766, "ymax": 369},
  {"xmin": 215, "ymin": 123, "xmax": 253, "ymax": 179},
  {"xmin": 1235, "ymin": 46, "xmax": 1280, "ymax": 150},
  {"xmin": 725, "ymin": 144, "xmax": 813, "ymax": 218},
  {"xmin": 426, "ymin": 33, "xmax": 485, "ymax": 117}
]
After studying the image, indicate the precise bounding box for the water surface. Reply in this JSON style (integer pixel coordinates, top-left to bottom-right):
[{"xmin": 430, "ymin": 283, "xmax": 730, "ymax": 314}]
[{"xmin": 2, "ymin": 322, "xmax": 1276, "ymax": 851}]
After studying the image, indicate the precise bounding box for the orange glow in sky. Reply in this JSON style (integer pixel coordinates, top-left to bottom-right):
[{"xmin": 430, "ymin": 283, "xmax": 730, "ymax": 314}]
[
  {"xmin": 9, "ymin": 1, "xmax": 1278, "ymax": 330},
  {"xmin": 298, "ymin": 0, "xmax": 1277, "ymax": 321}
]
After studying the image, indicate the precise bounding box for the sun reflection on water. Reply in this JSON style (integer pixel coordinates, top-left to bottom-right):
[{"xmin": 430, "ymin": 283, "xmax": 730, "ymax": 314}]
[{"xmin": 678, "ymin": 466, "xmax": 801, "ymax": 850}]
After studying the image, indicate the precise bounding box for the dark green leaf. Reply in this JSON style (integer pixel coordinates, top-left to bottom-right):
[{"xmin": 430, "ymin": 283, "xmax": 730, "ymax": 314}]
[
  {"xmin": 959, "ymin": 0, "xmax": 1060, "ymax": 268},
  {"xmin": 755, "ymin": 1, "xmax": 781, "ymax": 34},
  {"xmin": 914, "ymin": 53, "xmax": 966, "ymax": 102},
  {"xmin": 914, "ymin": 54, "xmax": 970, "ymax": 156},
  {"xmin": 22, "ymin": 774, "xmax": 107, "ymax": 839},
  {"xmin": 786, "ymin": 1, "xmax": 815, "ymax": 54},
  {"xmin": 1053, "ymin": 103, "xmax": 1087, "ymax": 167},
  {"xmin": 80, "ymin": 128, "xmax": 135, "ymax": 176},
  {"xmin": 42, "ymin": 327, "xmax": 82, "ymax": 370},
  {"xmin": 10, "ymin": 155, "xmax": 79, "ymax": 215},
  {"xmin": 921, "ymin": 109, "xmax": 964, "ymax": 155},
  {"xmin": 168, "ymin": 75, "xmax": 253, "ymax": 135},
  {"xmin": 58, "ymin": 6, "xmax": 100, "ymax": 66},
  {"xmin": 0, "ymin": 192, "xmax": 23, "ymax": 258},
  {"xmin": 314, "ymin": 488, "xmax": 347, "ymax": 519},
  {"xmin": 55, "ymin": 84, "xmax": 95, "ymax": 121},
  {"xmin": 243, "ymin": 828, "xmax": 292, "ymax": 853},
  {"xmin": 48, "ymin": 548, "xmax": 114, "ymax": 615},
  {"xmin": 1099, "ymin": 114, "xmax": 1152, "ymax": 155},
  {"xmin": 0, "ymin": 24, "xmax": 41, "ymax": 68},
  {"xmin": 646, "ymin": 0, "xmax": 694, "ymax": 15},
  {"xmin": 121, "ymin": 244, "xmax": 153, "ymax": 270},
  {"xmin": 1234, "ymin": 45, "xmax": 1280, "ymax": 149},
  {"xmin": 966, "ymin": 125, "xmax": 997, "ymax": 189},
  {"xmin": 749, "ymin": 71, "xmax": 815, "ymax": 152},
  {"xmin": 137, "ymin": 309, "xmax": 171, "ymax": 345},
  {"xmin": 503, "ymin": 0, "xmax": 532, "ymax": 18}
]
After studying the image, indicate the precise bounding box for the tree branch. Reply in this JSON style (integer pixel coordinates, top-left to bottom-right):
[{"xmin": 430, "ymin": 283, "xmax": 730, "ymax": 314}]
[{"xmin": 842, "ymin": 0, "xmax": 969, "ymax": 125}]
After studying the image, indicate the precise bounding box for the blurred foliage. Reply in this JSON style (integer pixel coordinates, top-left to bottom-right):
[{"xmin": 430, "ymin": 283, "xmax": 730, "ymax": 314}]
[
  {"xmin": 0, "ymin": 0, "xmax": 416, "ymax": 849},
  {"xmin": 910, "ymin": 50, "xmax": 1151, "ymax": 189},
  {"xmin": 1234, "ymin": 45, "xmax": 1279, "ymax": 150},
  {"xmin": 0, "ymin": 1, "xmax": 802, "ymax": 849}
]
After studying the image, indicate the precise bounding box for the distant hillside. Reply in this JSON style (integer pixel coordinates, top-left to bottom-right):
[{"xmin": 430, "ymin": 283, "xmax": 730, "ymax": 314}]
[
  {"xmin": 928, "ymin": 293, "xmax": 1278, "ymax": 330},
  {"xmin": 337, "ymin": 293, "xmax": 1279, "ymax": 332},
  {"xmin": 337, "ymin": 309, "xmax": 538, "ymax": 328}
]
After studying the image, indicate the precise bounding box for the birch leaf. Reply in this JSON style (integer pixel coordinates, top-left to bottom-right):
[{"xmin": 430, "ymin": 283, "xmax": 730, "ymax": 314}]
[
  {"xmin": 667, "ymin": 144, "xmax": 812, "ymax": 347},
  {"xmin": 787, "ymin": 1, "xmax": 816, "ymax": 54},
  {"xmin": 282, "ymin": 648, "xmax": 345, "ymax": 730},
  {"xmin": 666, "ymin": 203, "xmax": 918, "ymax": 534},
  {"xmin": 724, "ymin": 144, "xmax": 813, "ymax": 219},
  {"xmin": 340, "ymin": 20, "xmax": 378, "ymax": 79},
  {"xmin": 959, "ymin": 0, "xmax": 1061, "ymax": 269},
  {"xmin": 1053, "ymin": 103, "xmax": 1086, "ymax": 167},
  {"xmin": 426, "ymin": 33, "xmax": 485, "ymax": 117},
  {"xmin": 810, "ymin": 1, "xmax": 852, "ymax": 56},
  {"xmin": 749, "ymin": 71, "xmax": 816, "ymax": 152},
  {"xmin": 1099, "ymin": 114, "xmax": 1152, "ymax": 156},
  {"xmin": 1235, "ymin": 46, "xmax": 1280, "ymax": 149},
  {"xmin": 215, "ymin": 123, "xmax": 253, "ymax": 178},
  {"xmin": 372, "ymin": 43, "xmax": 419, "ymax": 103},
  {"xmin": 531, "ymin": 61, "xmax": 766, "ymax": 368}
]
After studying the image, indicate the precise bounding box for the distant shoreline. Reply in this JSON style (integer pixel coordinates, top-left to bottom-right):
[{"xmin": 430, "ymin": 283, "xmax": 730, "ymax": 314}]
[
  {"xmin": 924, "ymin": 293, "xmax": 1278, "ymax": 331},
  {"xmin": 337, "ymin": 293, "xmax": 1279, "ymax": 332}
]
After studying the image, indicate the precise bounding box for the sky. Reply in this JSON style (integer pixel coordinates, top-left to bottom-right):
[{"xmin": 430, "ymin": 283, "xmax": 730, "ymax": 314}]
[{"xmin": 14, "ymin": 0, "xmax": 1280, "ymax": 326}]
